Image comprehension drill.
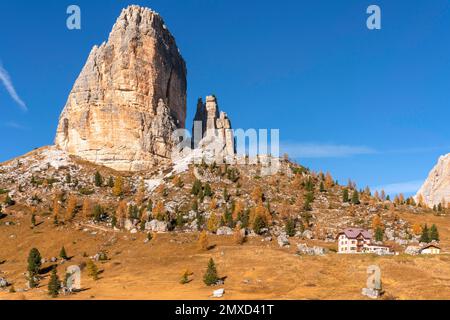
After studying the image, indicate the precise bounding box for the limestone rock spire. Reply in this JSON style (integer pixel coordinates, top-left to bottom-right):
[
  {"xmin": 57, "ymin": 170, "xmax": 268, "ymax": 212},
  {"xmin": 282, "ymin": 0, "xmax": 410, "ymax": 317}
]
[
  {"xmin": 192, "ymin": 95, "xmax": 235, "ymax": 157},
  {"xmin": 55, "ymin": 5, "xmax": 187, "ymax": 171},
  {"xmin": 415, "ymin": 153, "xmax": 450, "ymax": 208}
]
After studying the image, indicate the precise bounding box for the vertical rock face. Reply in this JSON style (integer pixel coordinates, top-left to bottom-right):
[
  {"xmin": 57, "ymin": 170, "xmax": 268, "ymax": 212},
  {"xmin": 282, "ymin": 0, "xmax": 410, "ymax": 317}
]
[
  {"xmin": 192, "ymin": 96, "xmax": 235, "ymax": 156},
  {"xmin": 55, "ymin": 5, "xmax": 187, "ymax": 171},
  {"xmin": 415, "ymin": 153, "xmax": 450, "ymax": 207}
]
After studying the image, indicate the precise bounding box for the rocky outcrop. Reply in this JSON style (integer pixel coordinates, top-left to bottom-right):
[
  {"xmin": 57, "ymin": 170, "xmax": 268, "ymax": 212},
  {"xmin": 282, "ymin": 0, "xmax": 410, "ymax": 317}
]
[
  {"xmin": 415, "ymin": 153, "xmax": 450, "ymax": 208},
  {"xmin": 192, "ymin": 96, "xmax": 235, "ymax": 157},
  {"xmin": 55, "ymin": 5, "xmax": 187, "ymax": 171}
]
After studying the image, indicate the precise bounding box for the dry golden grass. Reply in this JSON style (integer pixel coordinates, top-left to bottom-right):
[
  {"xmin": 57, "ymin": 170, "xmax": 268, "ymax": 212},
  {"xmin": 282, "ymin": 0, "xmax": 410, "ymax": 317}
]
[{"xmin": 0, "ymin": 212, "xmax": 449, "ymax": 300}]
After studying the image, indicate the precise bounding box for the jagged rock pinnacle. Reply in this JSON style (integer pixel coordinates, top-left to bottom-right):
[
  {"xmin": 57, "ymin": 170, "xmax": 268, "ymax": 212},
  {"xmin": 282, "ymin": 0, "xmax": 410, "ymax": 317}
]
[{"xmin": 55, "ymin": 5, "xmax": 187, "ymax": 172}]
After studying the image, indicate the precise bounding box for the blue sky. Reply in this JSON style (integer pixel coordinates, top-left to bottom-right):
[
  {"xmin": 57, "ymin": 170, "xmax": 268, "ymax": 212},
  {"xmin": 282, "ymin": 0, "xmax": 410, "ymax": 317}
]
[{"xmin": 1, "ymin": 0, "xmax": 449, "ymax": 197}]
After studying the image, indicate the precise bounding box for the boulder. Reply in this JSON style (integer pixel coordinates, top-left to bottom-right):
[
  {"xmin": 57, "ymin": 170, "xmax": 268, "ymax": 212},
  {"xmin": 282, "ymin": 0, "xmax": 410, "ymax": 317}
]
[
  {"xmin": 0, "ymin": 278, "xmax": 9, "ymax": 288},
  {"xmin": 297, "ymin": 243, "xmax": 327, "ymax": 256},
  {"xmin": 213, "ymin": 288, "xmax": 225, "ymax": 298},
  {"xmin": 216, "ymin": 226, "xmax": 233, "ymax": 236},
  {"xmin": 277, "ymin": 234, "xmax": 290, "ymax": 248},
  {"xmin": 302, "ymin": 230, "xmax": 313, "ymax": 239},
  {"xmin": 145, "ymin": 219, "xmax": 169, "ymax": 232},
  {"xmin": 405, "ymin": 246, "xmax": 421, "ymax": 255}
]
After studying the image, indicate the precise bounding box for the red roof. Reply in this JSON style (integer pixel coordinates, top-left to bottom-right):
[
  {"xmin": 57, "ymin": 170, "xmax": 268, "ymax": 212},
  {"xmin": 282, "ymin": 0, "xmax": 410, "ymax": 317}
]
[{"xmin": 339, "ymin": 228, "xmax": 372, "ymax": 240}]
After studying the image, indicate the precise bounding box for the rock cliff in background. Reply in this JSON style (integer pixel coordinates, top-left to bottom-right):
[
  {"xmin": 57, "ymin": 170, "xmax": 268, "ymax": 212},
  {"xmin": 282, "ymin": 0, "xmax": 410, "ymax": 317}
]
[
  {"xmin": 192, "ymin": 95, "xmax": 235, "ymax": 157},
  {"xmin": 55, "ymin": 5, "xmax": 187, "ymax": 171},
  {"xmin": 415, "ymin": 153, "xmax": 450, "ymax": 208}
]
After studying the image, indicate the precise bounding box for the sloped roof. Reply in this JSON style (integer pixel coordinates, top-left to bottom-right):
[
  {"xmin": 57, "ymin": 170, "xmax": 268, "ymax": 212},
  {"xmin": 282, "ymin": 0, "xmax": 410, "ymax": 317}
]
[
  {"xmin": 339, "ymin": 228, "xmax": 372, "ymax": 239},
  {"xmin": 420, "ymin": 244, "xmax": 441, "ymax": 251}
]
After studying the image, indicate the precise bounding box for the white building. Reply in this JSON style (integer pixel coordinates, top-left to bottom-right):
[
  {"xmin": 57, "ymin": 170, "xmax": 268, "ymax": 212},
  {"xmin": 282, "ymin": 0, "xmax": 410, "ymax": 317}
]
[
  {"xmin": 337, "ymin": 228, "xmax": 372, "ymax": 254},
  {"xmin": 419, "ymin": 244, "xmax": 441, "ymax": 255},
  {"xmin": 337, "ymin": 228, "xmax": 392, "ymax": 255},
  {"xmin": 363, "ymin": 244, "xmax": 392, "ymax": 255}
]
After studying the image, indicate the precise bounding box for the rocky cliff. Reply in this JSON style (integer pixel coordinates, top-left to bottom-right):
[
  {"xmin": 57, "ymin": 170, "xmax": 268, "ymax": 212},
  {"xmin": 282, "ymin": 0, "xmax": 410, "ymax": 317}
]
[
  {"xmin": 415, "ymin": 153, "xmax": 450, "ymax": 208},
  {"xmin": 55, "ymin": 5, "xmax": 187, "ymax": 172},
  {"xmin": 192, "ymin": 95, "xmax": 235, "ymax": 157}
]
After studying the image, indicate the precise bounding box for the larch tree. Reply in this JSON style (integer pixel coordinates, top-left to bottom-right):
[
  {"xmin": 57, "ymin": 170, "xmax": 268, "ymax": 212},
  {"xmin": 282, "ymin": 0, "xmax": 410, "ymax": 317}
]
[
  {"xmin": 135, "ymin": 178, "xmax": 145, "ymax": 205},
  {"xmin": 324, "ymin": 172, "xmax": 334, "ymax": 189},
  {"xmin": 113, "ymin": 176, "xmax": 124, "ymax": 197},
  {"xmin": 116, "ymin": 200, "xmax": 128, "ymax": 227},
  {"xmin": 233, "ymin": 226, "xmax": 245, "ymax": 245},
  {"xmin": 82, "ymin": 198, "xmax": 91, "ymax": 219},
  {"xmin": 198, "ymin": 230, "xmax": 209, "ymax": 251},
  {"xmin": 66, "ymin": 195, "xmax": 77, "ymax": 221},
  {"xmin": 207, "ymin": 213, "xmax": 219, "ymax": 233}
]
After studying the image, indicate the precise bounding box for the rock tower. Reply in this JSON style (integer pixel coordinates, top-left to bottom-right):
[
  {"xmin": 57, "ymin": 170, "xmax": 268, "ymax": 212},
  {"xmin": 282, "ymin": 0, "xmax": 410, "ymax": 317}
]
[
  {"xmin": 192, "ymin": 95, "xmax": 235, "ymax": 157},
  {"xmin": 55, "ymin": 6, "xmax": 187, "ymax": 171},
  {"xmin": 415, "ymin": 153, "xmax": 450, "ymax": 208}
]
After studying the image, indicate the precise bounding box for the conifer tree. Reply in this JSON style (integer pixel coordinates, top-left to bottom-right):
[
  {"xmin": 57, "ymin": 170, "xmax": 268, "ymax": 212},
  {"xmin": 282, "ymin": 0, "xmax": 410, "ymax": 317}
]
[
  {"xmin": 107, "ymin": 176, "xmax": 114, "ymax": 188},
  {"xmin": 48, "ymin": 267, "xmax": 61, "ymax": 298},
  {"xmin": 111, "ymin": 214, "xmax": 117, "ymax": 229},
  {"xmin": 352, "ymin": 190, "xmax": 360, "ymax": 205},
  {"xmin": 27, "ymin": 248, "xmax": 42, "ymax": 288},
  {"xmin": 87, "ymin": 260, "xmax": 99, "ymax": 280},
  {"xmin": 198, "ymin": 187, "xmax": 204, "ymax": 203},
  {"xmin": 135, "ymin": 179, "xmax": 145, "ymax": 205},
  {"xmin": 191, "ymin": 179, "xmax": 202, "ymax": 196},
  {"xmin": 180, "ymin": 270, "xmax": 190, "ymax": 285},
  {"xmin": 253, "ymin": 214, "xmax": 266, "ymax": 235},
  {"xmin": 430, "ymin": 224, "xmax": 439, "ymax": 242},
  {"xmin": 319, "ymin": 181, "xmax": 326, "ymax": 193},
  {"xmin": 198, "ymin": 230, "xmax": 209, "ymax": 251},
  {"xmin": 375, "ymin": 227, "xmax": 384, "ymax": 242},
  {"xmin": 112, "ymin": 176, "xmax": 124, "ymax": 197},
  {"xmin": 93, "ymin": 204, "xmax": 103, "ymax": 222},
  {"xmin": 233, "ymin": 226, "xmax": 245, "ymax": 245},
  {"xmin": 420, "ymin": 224, "xmax": 430, "ymax": 243},
  {"xmin": 285, "ymin": 218, "xmax": 296, "ymax": 237},
  {"xmin": 342, "ymin": 189, "xmax": 349, "ymax": 203},
  {"xmin": 66, "ymin": 195, "xmax": 77, "ymax": 221},
  {"xmin": 31, "ymin": 213, "xmax": 36, "ymax": 228},
  {"xmin": 191, "ymin": 198, "xmax": 199, "ymax": 212},
  {"xmin": 94, "ymin": 171, "xmax": 103, "ymax": 187},
  {"xmin": 203, "ymin": 258, "xmax": 219, "ymax": 286},
  {"xmin": 4, "ymin": 194, "xmax": 14, "ymax": 206},
  {"xmin": 59, "ymin": 247, "xmax": 68, "ymax": 260},
  {"xmin": 147, "ymin": 199, "xmax": 153, "ymax": 213},
  {"xmin": 223, "ymin": 187, "xmax": 230, "ymax": 202},
  {"xmin": 82, "ymin": 198, "xmax": 91, "ymax": 219},
  {"xmin": 207, "ymin": 213, "xmax": 219, "ymax": 233},
  {"xmin": 204, "ymin": 183, "xmax": 213, "ymax": 197},
  {"xmin": 223, "ymin": 207, "xmax": 234, "ymax": 228}
]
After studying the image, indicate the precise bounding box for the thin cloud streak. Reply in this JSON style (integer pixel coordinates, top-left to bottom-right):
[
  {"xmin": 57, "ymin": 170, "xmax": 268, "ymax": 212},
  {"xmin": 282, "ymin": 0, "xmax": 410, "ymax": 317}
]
[
  {"xmin": 371, "ymin": 180, "xmax": 424, "ymax": 196},
  {"xmin": 0, "ymin": 63, "xmax": 27, "ymax": 111},
  {"xmin": 385, "ymin": 146, "xmax": 450, "ymax": 154},
  {"xmin": 4, "ymin": 121, "xmax": 28, "ymax": 130},
  {"xmin": 281, "ymin": 142, "xmax": 376, "ymax": 158}
]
